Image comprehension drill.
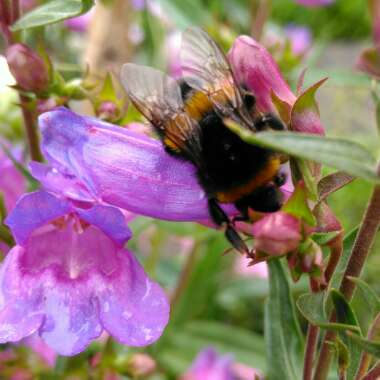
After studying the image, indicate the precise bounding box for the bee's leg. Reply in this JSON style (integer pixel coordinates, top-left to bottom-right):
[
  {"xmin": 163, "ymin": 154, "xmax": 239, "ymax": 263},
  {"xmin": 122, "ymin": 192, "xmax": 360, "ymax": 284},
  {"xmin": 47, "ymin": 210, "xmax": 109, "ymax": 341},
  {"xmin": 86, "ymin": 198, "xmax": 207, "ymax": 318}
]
[
  {"xmin": 208, "ymin": 198, "xmax": 249, "ymax": 255},
  {"xmin": 231, "ymin": 199, "xmax": 250, "ymax": 224},
  {"xmin": 255, "ymin": 113, "xmax": 286, "ymax": 131}
]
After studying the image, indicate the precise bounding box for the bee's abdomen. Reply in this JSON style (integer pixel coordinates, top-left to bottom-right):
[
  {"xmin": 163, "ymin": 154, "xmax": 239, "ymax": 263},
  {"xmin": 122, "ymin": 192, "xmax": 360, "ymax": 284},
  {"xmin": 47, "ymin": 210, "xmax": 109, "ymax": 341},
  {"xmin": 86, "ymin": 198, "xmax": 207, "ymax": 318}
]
[{"xmin": 197, "ymin": 110, "xmax": 276, "ymax": 197}]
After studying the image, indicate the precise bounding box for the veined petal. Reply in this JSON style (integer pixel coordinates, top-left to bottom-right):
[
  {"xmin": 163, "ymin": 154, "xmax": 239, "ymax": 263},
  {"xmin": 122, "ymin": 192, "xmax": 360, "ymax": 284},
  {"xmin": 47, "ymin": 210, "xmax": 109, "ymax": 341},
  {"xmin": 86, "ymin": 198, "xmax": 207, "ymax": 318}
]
[
  {"xmin": 29, "ymin": 161, "xmax": 94, "ymax": 203},
  {"xmin": 38, "ymin": 272, "xmax": 103, "ymax": 356},
  {"xmin": 0, "ymin": 247, "xmax": 44, "ymax": 343},
  {"xmin": 4, "ymin": 191, "xmax": 71, "ymax": 245},
  {"xmin": 98, "ymin": 250, "xmax": 169, "ymax": 346},
  {"xmin": 39, "ymin": 108, "xmax": 212, "ymax": 221},
  {"xmin": 77, "ymin": 204, "xmax": 132, "ymax": 247}
]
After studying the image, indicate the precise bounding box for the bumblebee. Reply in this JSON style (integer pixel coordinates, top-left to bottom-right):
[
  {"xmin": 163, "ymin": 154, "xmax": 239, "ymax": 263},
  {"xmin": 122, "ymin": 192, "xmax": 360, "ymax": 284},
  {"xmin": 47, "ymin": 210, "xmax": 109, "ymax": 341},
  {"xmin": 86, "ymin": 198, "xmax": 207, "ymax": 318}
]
[{"xmin": 121, "ymin": 27, "xmax": 286, "ymax": 255}]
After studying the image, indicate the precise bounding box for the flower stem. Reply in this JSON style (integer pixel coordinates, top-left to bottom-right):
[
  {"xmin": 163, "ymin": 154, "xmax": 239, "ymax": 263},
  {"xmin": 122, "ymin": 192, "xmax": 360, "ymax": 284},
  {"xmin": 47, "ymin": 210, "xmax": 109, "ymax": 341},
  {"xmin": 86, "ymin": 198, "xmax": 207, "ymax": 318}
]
[
  {"xmin": 303, "ymin": 324, "xmax": 320, "ymax": 380},
  {"xmin": 19, "ymin": 95, "xmax": 43, "ymax": 162},
  {"xmin": 313, "ymin": 171, "xmax": 380, "ymax": 380},
  {"xmin": 170, "ymin": 243, "xmax": 199, "ymax": 309},
  {"xmin": 355, "ymin": 313, "xmax": 380, "ymax": 379},
  {"xmin": 362, "ymin": 361, "xmax": 380, "ymax": 380}
]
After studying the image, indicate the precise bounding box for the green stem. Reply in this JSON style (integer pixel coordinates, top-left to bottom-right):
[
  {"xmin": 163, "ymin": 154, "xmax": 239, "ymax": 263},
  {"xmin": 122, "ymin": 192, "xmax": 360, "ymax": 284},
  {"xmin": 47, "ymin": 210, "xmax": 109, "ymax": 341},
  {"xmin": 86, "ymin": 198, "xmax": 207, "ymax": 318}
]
[
  {"xmin": 313, "ymin": 168, "xmax": 380, "ymax": 380},
  {"xmin": 170, "ymin": 243, "xmax": 199, "ymax": 309},
  {"xmin": 19, "ymin": 95, "xmax": 43, "ymax": 162},
  {"xmin": 303, "ymin": 324, "xmax": 320, "ymax": 380},
  {"xmin": 362, "ymin": 361, "xmax": 380, "ymax": 380}
]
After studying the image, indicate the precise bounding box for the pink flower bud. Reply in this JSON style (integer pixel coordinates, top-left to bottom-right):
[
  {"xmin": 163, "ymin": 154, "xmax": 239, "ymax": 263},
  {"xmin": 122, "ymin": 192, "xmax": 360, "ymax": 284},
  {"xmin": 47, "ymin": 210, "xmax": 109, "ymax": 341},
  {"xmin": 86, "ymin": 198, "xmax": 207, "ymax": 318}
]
[
  {"xmin": 252, "ymin": 211, "xmax": 301, "ymax": 256},
  {"xmin": 5, "ymin": 43, "xmax": 49, "ymax": 93},
  {"xmin": 127, "ymin": 353, "xmax": 157, "ymax": 377}
]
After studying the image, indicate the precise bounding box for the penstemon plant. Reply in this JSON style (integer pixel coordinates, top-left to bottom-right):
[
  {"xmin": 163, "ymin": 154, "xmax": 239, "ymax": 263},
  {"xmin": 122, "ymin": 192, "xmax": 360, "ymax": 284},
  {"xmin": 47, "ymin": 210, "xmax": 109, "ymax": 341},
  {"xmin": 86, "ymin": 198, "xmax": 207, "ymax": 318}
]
[{"xmin": 1, "ymin": 0, "xmax": 380, "ymax": 379}]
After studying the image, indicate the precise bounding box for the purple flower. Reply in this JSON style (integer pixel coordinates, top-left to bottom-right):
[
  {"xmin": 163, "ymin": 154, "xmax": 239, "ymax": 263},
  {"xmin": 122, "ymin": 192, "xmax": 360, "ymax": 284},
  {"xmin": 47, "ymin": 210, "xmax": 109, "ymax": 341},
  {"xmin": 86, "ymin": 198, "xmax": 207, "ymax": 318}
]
[
  {"xmin": 38, "ymin": 107, "xmax": 216, "ymax": 221},
  {"xmin": 63, "ymin": 9, "xmax": 94, "ymax": 33},
  {"xmin": 5, "ymin": 44, "xmax": 49, "ymax": 93},
  {"xmin": 181, "ymin": 348, "xmax": 263, "ymax": 380},
  {"xmin": 180, "ymin": 348, "xmax": 236, "ymax": 380},
  {"xmin": 295, "ymin": 0, "xmax": 335, "ymax": 7},
  {"xmin": 0, "ymin": 145, "xmax": 26, "ymax": 213},
  {"xmin": 284, "ymin": 25, "xmax": 312, "ymax": 56},
  {"xmin": 0, "ymin": 189, "xmax": 169, "ymax": 355}
]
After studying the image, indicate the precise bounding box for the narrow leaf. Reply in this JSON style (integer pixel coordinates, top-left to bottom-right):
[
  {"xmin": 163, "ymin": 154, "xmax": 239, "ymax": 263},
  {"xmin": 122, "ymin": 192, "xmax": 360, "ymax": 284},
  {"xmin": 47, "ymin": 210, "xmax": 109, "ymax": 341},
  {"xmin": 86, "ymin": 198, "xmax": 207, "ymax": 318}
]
[
  {"xmin": 226, "ymin": 124, "xmax": 379, "ymax": 183},
  {"xmin": 296, "ymin": 292, "xmax": 360, "ymax": 333},
  {"xmin": 318, "ymin": 172, "xmax": 355, "ymax": 201},
  {"xmin": 11, "ymin": 0, "xmax": 94, "ymax": 31},
  {"xmin": 265, "ymin": 260, "xmax": 304, "ymax": 380},
  {"xmin": 346, "ymin": 332, "xmax": 380, "ymax": 359}
]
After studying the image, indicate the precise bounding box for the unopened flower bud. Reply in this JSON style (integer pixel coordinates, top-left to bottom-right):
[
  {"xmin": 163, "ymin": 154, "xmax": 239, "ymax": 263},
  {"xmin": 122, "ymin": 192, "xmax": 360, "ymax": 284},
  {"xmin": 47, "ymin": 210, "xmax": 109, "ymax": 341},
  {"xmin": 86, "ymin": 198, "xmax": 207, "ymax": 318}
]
[
  {"xmin": 127, "ymin": 353, "xmax": 156, "ymax": 378},
  {"xmin": 5, "ymin": 43, "xmax": 49, "ymax": 93},
  {"xmin": 252, "ymin": 211, "xmax": 301, "ymax": 256},
  {"xmin": 97, "ymin": 101, "xmax": 119, "ymax": 121}
]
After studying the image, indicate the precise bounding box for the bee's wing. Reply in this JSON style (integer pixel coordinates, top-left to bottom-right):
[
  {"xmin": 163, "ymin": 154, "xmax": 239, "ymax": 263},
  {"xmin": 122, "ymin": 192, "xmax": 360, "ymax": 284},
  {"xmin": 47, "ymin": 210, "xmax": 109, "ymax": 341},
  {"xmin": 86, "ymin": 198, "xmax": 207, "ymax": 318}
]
[
  {"xmin": 121, "ymin": 63, "xmax": 202, "ymax": 163},
  {"xmin": 181, "ymin": 27, "xmax": 253, "ymax": 128}
]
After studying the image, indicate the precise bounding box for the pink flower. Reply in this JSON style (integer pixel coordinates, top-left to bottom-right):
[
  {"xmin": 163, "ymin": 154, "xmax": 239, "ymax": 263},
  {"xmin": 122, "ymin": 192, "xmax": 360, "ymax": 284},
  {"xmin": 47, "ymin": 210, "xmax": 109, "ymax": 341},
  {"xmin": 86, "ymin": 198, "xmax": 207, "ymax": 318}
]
[
  {"xmin": 228, "ymin": 35, "xmax": 325, "ymax": 135},
  {"xmin": 234, "ymin": 258, "xmax": 268, "ymax": 279},
  {"xmin": 284, "ymin": 25, "xmax": 312, "ymax": 56},
  {"xmin": 252, "ymin": 211, "xmax": 302, "ymax": 256},
  {"xmin": 5, "ymin": 44, "xmax": 49, "ymax": 93},
  {"xmin": 166, "ymin": 31, "xmax": 182, "ymax": 78},
  {"xmin": 180, "ymin": 348, "xmax": 263, "ymax": 380},
  {"xmin": 180, "ymin": 348, "xmax": 235, "ymax": 380},
  {"xmin": 64, "ymin": 9, "xmax": 93, "ymax": 33}
]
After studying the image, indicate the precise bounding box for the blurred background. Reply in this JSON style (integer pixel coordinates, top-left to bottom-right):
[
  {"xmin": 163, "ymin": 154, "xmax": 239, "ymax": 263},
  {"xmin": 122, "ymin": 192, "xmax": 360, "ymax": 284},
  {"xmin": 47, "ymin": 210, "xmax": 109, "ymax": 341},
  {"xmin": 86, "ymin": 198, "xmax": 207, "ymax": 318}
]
[{"xmin": 0, "ymin": 0, "xmax": 379, "ymax": 379}]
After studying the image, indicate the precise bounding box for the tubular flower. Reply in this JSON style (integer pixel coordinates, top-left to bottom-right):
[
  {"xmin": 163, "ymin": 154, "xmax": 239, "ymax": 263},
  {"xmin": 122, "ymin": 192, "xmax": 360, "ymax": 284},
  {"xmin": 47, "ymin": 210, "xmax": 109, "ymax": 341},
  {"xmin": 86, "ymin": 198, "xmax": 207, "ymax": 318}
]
[
  {"xmin": 38, "ymin": 107, "xmax": 215, "ymax": 222},
  {"xmin": 5, "ymin": 44, "xmax": 49, "ymax": 93},
  {"xmin": 228, "ymin": 35, "xmax": 325, "ymax": 135},
  {"xmin": 0, "ymin": 188, "xmax": 169, "ymax": 356}
]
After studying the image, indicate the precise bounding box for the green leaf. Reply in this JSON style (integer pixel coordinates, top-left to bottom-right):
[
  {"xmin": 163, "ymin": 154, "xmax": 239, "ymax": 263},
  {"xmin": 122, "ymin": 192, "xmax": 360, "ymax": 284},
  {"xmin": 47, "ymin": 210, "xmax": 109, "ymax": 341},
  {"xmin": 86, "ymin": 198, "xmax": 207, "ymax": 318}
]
[
  {"xmin": 331, "ymin": 289, "xmax": 360, "ymax": 329},
  {"xmin": 318, "ymin": 172, "xmax": 355, "ymax": 202},
  {"xmin": 296, "ymin": 292, "xmax": 360, "ymax": 333},
  {"xmin": 350, "ymin": 277, "xmax": 380, "ymax": 320},
  {"xmin": 170, "ymin": 236, "xmax": 226, "ymax": 325},
  {"xmin": 265, "ymin": 260, "xmax": 304, "ymax": 380},
  {"xmin": 329, "ymin": 227, "xmax": 359, "ymax": 290},
  {"xmin": 282, "ymin": 182, "xmax": 316, "ymax": 225},
  {"xmin": 11, "ymin": 0, "xmax": 94, "ymax": 31},
  {"xmin": 154, "ymin": 0, "xmax": 210, "ymax": 28},
  {"xmin": 226, "ymin": 124, "xmax": 380, "ymax": 183},
  {"xmin": 346, "ymin": 332, "xmax": 380, "ymax": 359}
]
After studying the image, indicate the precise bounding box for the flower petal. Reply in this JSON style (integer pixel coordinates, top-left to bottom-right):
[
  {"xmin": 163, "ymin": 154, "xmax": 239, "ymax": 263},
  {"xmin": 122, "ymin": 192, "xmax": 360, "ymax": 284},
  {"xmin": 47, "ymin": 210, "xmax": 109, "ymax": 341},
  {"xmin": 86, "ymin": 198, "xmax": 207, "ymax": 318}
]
[
  {"xmin": 98, "ymin": 250, "xmax": 169, "ymax": 346},
  {"xmin": 77, "ymin": 204, "xmax": 132, "ymax": 246},
  {"xmin": 0, "ymin": 247, "xmax": 44, "ymax": 343},
  {"xmin": 29, "ymin": 161, "xmax": 94, "ymax": 203},
  {"xmin": 38, "ymin": 274, "xmax": 103, "ymax": 356},
  {"xmin": 228, "ymin": 36, "xmax": 296, "ymax": 112},
  {"xmin": 39, "ymin": 107, "xmax": 212, "ymax": 221},
  {"xmin": 4, "ymin": 191, "xmax": 71, "ymax": 245}
]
